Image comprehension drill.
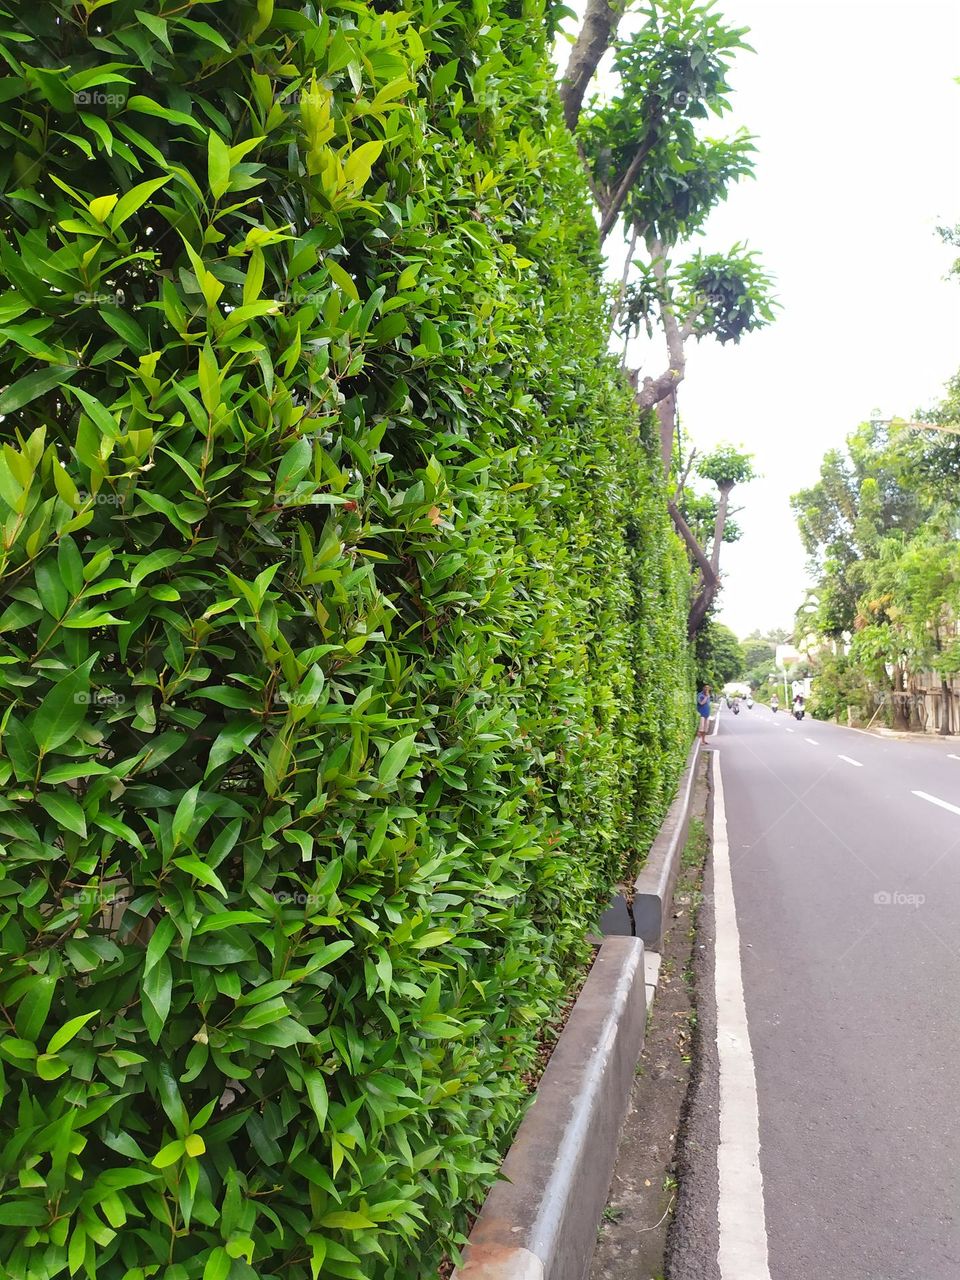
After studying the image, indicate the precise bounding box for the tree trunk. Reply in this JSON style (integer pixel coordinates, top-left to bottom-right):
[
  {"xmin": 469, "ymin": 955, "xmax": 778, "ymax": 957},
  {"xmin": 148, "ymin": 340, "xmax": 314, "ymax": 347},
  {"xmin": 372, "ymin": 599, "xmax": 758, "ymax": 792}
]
[
  {"xmin": 892, "ymin": 663, "xmax": 910, "ymax": 731},
  {"xmin": 559, "ymin": 0, "xmax": 627, "ymax": 132},
  {"xmin": 710, "ymin": 482, "xmax": 734, "ymax": 576},
  {"xmin": 940, "ymin": 677, "xmax": 952, "ymax": 735},
  {"xmin": 658, "ymin": 390, "xmax": 676, "ymax": 476}
]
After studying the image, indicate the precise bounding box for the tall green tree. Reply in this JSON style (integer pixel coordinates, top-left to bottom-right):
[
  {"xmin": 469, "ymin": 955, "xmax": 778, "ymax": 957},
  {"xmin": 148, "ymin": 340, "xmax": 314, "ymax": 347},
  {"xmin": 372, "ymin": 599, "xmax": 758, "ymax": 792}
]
[{"xmin": 559, "ymin": 0, "xmax": 776, "ymax": 515}]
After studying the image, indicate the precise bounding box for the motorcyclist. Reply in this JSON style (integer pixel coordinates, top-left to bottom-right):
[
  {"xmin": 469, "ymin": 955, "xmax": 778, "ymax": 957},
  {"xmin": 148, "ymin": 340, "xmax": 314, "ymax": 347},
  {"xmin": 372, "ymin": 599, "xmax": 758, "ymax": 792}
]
[
  {"xmin": 771, "ymin": 694, "xmax": 779, "ymax": 713},
  {"xmin": 793, "ymin": 693, "xmax": 805, "ymax": 718}
]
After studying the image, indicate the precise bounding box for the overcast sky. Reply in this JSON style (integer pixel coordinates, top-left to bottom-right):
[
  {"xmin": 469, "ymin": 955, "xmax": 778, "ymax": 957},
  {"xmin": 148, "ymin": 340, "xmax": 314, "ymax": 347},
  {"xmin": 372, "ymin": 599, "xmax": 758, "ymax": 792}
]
[{"xmin": 558, "ymin": 0, "xmax": 960, "ymax": 640}]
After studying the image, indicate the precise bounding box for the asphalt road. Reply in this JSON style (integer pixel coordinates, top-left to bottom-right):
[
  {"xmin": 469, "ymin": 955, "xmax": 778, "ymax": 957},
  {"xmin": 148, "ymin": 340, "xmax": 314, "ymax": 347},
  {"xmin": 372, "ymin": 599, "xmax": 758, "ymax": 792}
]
[{"xmin": 670, "ymin": 705, "xmax": 960, "ymax": 1280}]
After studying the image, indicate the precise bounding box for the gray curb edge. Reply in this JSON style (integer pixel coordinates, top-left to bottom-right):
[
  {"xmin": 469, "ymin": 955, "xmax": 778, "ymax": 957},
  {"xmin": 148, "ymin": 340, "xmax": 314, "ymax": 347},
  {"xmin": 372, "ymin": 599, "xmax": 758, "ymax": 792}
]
[
  {"xmin": 632, "ymin": 734, "xmax": 702, "ymax": 949},
  {"xmin": 453, "ymin": 936, "xmax": 647, "ymax": 1280}
]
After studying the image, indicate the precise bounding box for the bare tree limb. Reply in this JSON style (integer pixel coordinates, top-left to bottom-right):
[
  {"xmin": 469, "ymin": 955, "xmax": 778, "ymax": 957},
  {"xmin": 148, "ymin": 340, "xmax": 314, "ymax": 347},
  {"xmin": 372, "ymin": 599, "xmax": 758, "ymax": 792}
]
[
  {"xmin": 680, "ymin": 300, "xmax": 706, "ymax": 340},
  {"xmin": 609, "ymin": 221, "xmax": 639, "ymax": 336},
  {"xmin": 686, "ymin": 480, "xmax": 736, "ymax": 636},
  {"xmin": 598, "ymin": 128, "xmax": 660, "ymax": 242},
  {"xmin": 559, "ymin": 0, "xmax": 629, "ymax": 131},
  {"xmin": 675, "ymin": 447, "xmax": 698, "ymax": 501},
  {"xmin": 667, "ymin": 500, "xmax": 716, "ymax": 587}
]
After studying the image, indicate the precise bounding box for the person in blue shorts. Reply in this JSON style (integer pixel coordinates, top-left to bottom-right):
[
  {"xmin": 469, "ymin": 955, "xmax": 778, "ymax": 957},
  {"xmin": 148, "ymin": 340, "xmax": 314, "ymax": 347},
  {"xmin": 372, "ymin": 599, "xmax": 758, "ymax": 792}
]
[{"xmin": 696, "ymin": 684, "xmax": 712, "ymax": 743}]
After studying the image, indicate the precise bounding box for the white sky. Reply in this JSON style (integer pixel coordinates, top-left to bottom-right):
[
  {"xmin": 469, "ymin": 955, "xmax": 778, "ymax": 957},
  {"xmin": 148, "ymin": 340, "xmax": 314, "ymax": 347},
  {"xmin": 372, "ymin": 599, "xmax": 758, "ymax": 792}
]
[{"xmin": 558, "ymin": 0, "xmax": 960, "ymax": 639}]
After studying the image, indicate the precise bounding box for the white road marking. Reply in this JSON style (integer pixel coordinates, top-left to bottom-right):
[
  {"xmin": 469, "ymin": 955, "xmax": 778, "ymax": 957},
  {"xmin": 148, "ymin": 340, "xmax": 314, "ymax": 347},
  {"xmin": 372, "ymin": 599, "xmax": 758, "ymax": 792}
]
[
  {"xmin": 804, "ymin": 737, "xmax": 819, "ymax": 746},
  {"xmin": 713, "ymin": 755, "xmax": 772, "ymax": 1280},
  {"xmin": 948, "ymin": 754, "xmax": 960, "ymax": 761},
  {"xmin": 838, "ymin": 755, "xmax": 862, "ymax": 767},
  {"xmin": 913, "ymin": 790, "xmax": 960, "ymax": 818}
]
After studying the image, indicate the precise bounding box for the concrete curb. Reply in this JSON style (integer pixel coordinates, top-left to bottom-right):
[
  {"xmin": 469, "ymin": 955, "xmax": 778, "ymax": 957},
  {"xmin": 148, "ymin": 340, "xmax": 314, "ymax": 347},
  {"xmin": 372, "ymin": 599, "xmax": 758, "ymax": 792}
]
[
  {"xmin": 632, "ymin": 735, "xmax": 701, "ymax": 949},
  {"xmin": 453, "ymin": 937, "xmax": 647, "ymax": 1280}
]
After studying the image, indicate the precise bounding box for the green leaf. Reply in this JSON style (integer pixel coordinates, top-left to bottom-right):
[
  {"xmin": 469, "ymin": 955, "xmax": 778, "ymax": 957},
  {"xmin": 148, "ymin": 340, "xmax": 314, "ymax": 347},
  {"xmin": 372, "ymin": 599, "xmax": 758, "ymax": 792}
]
[
  {"xmin": 208, "ymin": 133, "xmax": 232, "ymax": 200},
  {"xmin": 304, "ymin": 1070, "xmax": 328, "ymax": 1129},
  {"xmin": 325, "ymin": 258, "xmax": 359, "ymax": 302},
  {"xmin": 173, "ymin": 855, "xmax": 227, "ymax": 897},
  {"xmin": 0, "ymin": 364, "xmax": 77, "ymax": 414},
  {"xmin": 145, "ymin": 916, "xmax": 177, "ymax": 973},
  {"xmin": 202, "ymin": 1247, "xmax": 232, "ymax": 1280},
  {"xmin": 319, "ymin": 1211, "xmax": 377, "ymax": 1230},
  {"xmin": 171, "ymin": 783, "xmax": 199, "ymax": 848},
  {"xmin": 130, "ymin": 548, "xmax": 182, "ymax": 588},
  {"xmin": 0, "ymin": 1201, "xmax": 48, "ymax": 1226},
  {"xmin": 342, "ymin": 140, "xmax": 383, "ymax": 191},
  {"xmin": 142, "ymin": 955, "xmax": 172, "ymax": 1042},
  {"xmin": 275, "ymin": 436, "xmax": 312, "ymax": 491},
  {"xmin": 152, "ymin": 1139, "xmax": 186, "ymax": 1168},
  {"xmin": 198, "ymin": 340, "xmax": 221, "ymax": 412},
  {"xmin": 378, "ymin": 733, "xmax": 418, "ymax": 785},
  {"xmin": 29, "ymin": 658, "xmax": 96, "ymax": 753},
  {"xmin": 108, "ymin": 175, "xmax": 170, "ymax": 230},
  {"xmin": 14, "ymin": 974, "xmax": 56, "ymax": 1042},
  {"xmin": 47, "ymin": 1008, "xmax": 99, "ymax": 1055},
  {"xmin": 36, "ymin": 1053, "xmax": 69, "ymax": 1081},
  {"xmin": 418, "ymin": 318, "xmax": 442, "ymax": 355},
  {"xmin": 36, "ymin": 791, "xmax": 87, "ymax": 837}
]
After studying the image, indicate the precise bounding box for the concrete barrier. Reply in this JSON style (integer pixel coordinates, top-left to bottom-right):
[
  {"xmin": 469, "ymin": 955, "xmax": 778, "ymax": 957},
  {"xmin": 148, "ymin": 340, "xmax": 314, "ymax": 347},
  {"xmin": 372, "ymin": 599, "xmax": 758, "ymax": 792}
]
[
  {"xmin": 453, "ymin": 937, "xmax": 647, "ymax": 1280},
  {"xmin": 632, "ymin": 735, "xmax": 701, "ymax": 949}
]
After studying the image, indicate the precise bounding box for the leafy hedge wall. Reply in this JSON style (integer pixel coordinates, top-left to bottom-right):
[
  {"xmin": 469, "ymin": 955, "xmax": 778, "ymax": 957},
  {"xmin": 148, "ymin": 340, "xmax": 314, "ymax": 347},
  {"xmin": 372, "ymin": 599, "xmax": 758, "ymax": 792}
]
[{"xmin": 0, "ymin": 2, "xmax": 692, "ymax": 1277}]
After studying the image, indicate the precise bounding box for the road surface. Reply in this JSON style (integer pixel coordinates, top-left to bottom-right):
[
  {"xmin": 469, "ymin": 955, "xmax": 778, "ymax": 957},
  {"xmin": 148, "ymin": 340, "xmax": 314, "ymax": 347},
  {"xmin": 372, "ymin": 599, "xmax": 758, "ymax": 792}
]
[{"xmin": 670, "ymin": 705, "xmax": 960, "ymax": 1280}]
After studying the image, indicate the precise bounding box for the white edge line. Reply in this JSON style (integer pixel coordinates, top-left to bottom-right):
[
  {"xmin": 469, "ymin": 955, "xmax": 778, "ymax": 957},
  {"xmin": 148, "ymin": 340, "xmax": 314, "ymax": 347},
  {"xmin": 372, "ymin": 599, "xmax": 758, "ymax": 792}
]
[
  {"xmin": 713, "ymin": 753, "xmax": 772, "ymax": 1279},
  {"xmin": 838, "ymin": 754, "xmax": 863, "ymax": 767},
  {"xmin": 913, "ymin": 789, "xmax": 960, "ymax": 818}
]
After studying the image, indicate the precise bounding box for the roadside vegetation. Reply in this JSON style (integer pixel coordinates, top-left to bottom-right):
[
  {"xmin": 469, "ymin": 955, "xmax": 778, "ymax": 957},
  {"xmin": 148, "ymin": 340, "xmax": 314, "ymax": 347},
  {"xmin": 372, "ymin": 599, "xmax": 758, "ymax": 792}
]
[{"xmin": 792, "ymin": 248, "xmax": 960, "ymax": 731}]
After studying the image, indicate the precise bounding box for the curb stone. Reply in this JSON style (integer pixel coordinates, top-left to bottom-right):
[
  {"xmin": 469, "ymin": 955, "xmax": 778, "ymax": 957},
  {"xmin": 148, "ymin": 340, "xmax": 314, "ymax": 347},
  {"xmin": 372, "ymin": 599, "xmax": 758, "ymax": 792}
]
[
  {"xmin": 632, "ymin": 735, "xmax": 701, "ymax": 949},
  {"xmin": 453, "ymin": 937, "xmax": 647, "ymax": 1280}
]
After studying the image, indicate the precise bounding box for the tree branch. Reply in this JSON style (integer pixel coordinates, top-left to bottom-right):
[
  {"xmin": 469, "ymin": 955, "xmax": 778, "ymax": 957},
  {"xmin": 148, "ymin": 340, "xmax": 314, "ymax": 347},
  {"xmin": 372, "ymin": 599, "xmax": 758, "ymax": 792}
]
[
  {"xmin": 598, "ymin": 127, "xmax": 660, "ymax": 242},
  {"xmin": 675, "ymin": 447, "xmax": 698, "ymax": 501},
  {"xmin": 680, "ymin": 300, "xmax": 707, "ymax": 340},
  {"xmin": 559, "ymin": 0, "xmax": 628, "ymax": 132},
  {"xmin": 609, "ymin": 221, "xmax": 639, "ymax": 336},
  {"xmin": 668, "ymin": 500, "xmax": 716, "ymax": 587}
]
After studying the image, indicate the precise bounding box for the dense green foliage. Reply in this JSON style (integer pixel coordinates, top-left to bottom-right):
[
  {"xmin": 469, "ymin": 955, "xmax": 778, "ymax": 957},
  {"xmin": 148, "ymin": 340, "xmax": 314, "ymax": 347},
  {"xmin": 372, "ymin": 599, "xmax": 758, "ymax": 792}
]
[
  {"xmin": 795, "ymin": 392, "xmax": 960, "ymax": 727},
  {"xmin": 0, "ymin": 2, "xmax": 692, "ymax": 1277},
  {"xmin": 694, "ymin": 619, "xmax": 743, "ymax": 688}
]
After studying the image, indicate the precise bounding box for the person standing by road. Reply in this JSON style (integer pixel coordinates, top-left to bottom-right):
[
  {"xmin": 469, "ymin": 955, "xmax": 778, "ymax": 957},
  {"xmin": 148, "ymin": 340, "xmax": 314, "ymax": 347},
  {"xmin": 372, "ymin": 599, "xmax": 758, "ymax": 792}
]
[{"xmin": 696, "ymin": 684, "xmax": 712, "ymax": 743}]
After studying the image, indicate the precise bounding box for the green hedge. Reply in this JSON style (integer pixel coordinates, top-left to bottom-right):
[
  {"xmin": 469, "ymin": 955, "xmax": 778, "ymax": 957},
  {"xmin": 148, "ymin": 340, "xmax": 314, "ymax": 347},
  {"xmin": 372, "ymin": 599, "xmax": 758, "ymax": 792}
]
[{"xmin": 0, "ymin": 3, "xmax": 691, "ymax": 1277}]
